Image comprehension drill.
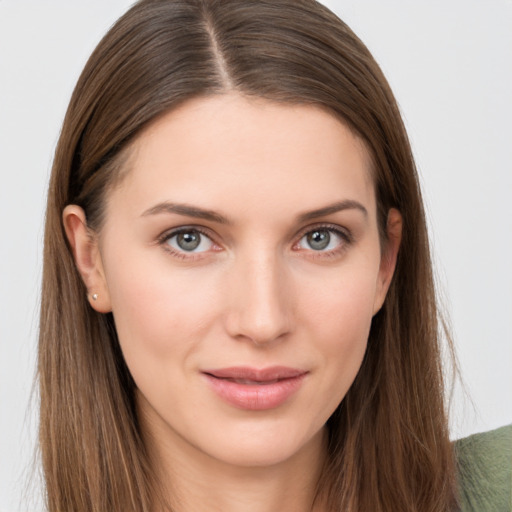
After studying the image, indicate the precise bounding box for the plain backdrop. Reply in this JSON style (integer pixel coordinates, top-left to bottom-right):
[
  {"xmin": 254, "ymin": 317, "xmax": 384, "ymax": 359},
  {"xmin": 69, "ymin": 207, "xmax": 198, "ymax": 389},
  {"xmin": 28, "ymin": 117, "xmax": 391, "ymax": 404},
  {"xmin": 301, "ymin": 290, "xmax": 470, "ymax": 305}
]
[{"xmin": 1, "ymin": 1, "xmax": 511, "ymax": 510}]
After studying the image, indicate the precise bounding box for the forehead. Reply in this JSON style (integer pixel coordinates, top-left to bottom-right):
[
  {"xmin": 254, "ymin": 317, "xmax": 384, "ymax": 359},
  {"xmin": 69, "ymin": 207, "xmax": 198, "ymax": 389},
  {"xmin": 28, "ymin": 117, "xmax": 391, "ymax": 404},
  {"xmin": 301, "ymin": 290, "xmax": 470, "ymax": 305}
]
[{"xmin": 107, "ymin": 94, "xmax": 376, "ymax": 222}]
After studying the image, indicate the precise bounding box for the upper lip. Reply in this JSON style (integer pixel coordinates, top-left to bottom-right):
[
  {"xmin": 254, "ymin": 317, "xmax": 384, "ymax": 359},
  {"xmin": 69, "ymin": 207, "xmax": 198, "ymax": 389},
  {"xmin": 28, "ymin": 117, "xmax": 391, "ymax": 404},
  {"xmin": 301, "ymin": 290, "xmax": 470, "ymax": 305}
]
[{"xmin": 202, "ymin": 366, "xmax": 307, "ymax": 382}]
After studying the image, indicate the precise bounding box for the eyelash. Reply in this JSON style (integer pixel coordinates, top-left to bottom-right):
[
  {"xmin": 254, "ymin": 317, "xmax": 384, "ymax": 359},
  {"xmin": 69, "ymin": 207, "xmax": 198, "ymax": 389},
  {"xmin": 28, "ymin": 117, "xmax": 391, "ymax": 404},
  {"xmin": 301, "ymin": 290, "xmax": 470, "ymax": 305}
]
[
  {"xmin": 157, "ymin": 224, "xmax": 353, "ymax": 261},
  {"xmin": 293, "ymin": 223, "xmax": 353, "ymax": 259},
  {"xmin": 157, "ymin": 227, "xmax": 220, "ymax": 261}
]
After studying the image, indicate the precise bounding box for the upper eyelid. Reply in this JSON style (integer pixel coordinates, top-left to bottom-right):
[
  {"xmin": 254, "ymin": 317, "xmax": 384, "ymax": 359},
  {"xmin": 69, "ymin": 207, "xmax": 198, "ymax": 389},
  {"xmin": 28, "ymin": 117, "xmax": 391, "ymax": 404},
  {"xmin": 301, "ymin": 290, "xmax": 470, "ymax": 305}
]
[
  {"xmin": 158, "ymin": 225, "xmax": 216, "ymax": 243},
  {"xmin": 294, "ymin": 222, "xmax": 352, "ymax": 242}
]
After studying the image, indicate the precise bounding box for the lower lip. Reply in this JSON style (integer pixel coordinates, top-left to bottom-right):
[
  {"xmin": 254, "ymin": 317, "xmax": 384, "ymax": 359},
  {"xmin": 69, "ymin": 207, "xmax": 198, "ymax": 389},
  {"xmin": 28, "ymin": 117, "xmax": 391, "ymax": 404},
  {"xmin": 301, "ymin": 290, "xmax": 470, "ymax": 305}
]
[{"xmin": 203, "ymin": 373, "xmax": 307, "ymax": 411}]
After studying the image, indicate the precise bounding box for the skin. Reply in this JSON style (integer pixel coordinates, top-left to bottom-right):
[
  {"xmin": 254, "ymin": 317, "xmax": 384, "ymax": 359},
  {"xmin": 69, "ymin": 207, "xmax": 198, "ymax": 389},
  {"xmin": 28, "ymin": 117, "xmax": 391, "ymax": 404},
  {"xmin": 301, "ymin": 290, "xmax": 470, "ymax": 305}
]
[{"xmin": 64, "ymin": 94, "xmax": 402, "ymax": 512}]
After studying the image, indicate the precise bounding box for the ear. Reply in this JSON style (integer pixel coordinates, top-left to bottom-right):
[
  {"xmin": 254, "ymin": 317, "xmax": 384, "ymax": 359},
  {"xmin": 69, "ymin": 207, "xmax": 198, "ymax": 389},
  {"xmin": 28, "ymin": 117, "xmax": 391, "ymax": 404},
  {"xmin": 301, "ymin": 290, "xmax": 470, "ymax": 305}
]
[
  {"xmin": 373, "ymin": 208, "xmax": 402, "ymax": 315},
  {"xmin": 62, "ymin": 205, "xmax": 112, "ymax": 313}
]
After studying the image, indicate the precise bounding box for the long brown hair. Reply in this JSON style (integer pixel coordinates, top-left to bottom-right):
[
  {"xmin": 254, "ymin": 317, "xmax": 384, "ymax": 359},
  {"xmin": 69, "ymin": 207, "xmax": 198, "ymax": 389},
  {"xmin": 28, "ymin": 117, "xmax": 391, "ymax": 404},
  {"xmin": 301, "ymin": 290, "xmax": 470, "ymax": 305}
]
[{"xmin": 39, "ymin": 0, "xmax": 457, "ymax": 510}]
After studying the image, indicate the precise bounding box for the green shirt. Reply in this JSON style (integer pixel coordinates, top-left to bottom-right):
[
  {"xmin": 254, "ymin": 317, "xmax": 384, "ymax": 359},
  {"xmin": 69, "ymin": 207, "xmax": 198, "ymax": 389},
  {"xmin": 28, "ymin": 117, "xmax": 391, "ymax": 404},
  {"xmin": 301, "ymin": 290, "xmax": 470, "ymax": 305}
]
[{"xmin": 455, "ymin": 424, "xmax": 512, "ymax": 511}]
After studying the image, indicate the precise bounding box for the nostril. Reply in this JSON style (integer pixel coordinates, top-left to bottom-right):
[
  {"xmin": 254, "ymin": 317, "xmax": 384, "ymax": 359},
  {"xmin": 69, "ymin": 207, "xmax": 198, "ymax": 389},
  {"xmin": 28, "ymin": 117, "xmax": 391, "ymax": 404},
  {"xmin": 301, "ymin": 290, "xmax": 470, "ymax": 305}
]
[{"xmin": 225, "ymin": 302, "xmax": 292, "ymax": 345}]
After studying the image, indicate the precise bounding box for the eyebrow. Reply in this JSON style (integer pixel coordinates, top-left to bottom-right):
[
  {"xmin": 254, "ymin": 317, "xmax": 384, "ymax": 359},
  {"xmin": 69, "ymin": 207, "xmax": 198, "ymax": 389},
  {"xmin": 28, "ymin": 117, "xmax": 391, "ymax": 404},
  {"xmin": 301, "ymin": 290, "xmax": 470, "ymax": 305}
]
[
  {"xmin": 297, "ymin": 200, "xmax": 368, "ymax": 222},
  {"xmin": 141, "ymin": 199, "xmax": 368, "ymax": 224},
  {"xmin": 141, "ymin": 202, "xmax": 230, "ymax": 224}
]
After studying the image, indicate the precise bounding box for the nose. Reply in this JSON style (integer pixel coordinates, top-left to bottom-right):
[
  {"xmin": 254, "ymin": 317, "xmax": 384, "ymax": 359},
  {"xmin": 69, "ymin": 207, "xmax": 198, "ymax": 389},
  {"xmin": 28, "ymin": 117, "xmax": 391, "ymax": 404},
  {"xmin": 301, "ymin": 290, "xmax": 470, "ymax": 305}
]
[{"xmin": 224, "ymin": 250, "xmax": 293, "ymax": 346}]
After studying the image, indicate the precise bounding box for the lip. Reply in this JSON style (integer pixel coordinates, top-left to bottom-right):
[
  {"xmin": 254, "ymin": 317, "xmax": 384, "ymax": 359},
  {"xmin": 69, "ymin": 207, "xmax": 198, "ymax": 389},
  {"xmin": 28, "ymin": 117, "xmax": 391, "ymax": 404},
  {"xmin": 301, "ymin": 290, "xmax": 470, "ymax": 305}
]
[{"xmin": 202, "ymin": 366, "xmax": 308, "ymax": 411}]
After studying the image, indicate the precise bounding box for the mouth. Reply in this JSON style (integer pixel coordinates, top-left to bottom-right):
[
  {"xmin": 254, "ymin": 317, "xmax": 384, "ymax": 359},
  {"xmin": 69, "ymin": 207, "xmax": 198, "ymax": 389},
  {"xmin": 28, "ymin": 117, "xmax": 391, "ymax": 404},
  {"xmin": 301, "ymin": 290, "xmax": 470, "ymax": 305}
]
[
  {"xmin": 215, "ymin": 378, "xmax": 281, "ymax": 385},
  {"xmin": 201, "ymin": 366, "xmax": 308, "ymax": 410}
]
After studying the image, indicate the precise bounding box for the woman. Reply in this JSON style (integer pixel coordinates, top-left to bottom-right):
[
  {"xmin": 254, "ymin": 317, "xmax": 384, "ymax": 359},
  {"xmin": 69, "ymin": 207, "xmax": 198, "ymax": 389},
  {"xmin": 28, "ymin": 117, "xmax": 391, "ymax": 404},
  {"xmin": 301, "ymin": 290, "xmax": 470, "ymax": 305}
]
[{"xmin": 38, "ymin": 1, "xmax": 509, "ymax": 511}]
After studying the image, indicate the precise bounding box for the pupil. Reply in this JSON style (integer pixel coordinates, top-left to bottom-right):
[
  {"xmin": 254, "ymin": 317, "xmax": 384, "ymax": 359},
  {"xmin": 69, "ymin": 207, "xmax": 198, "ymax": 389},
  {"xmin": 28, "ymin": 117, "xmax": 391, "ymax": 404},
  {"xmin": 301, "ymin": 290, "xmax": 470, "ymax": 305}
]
[
  {"xmin": 177, "ymin": 231, "xmax": 200, "ymax": 251},
  {"xmin": 307, "ymin": 230, "xmax": 330, "ymax": 250}
]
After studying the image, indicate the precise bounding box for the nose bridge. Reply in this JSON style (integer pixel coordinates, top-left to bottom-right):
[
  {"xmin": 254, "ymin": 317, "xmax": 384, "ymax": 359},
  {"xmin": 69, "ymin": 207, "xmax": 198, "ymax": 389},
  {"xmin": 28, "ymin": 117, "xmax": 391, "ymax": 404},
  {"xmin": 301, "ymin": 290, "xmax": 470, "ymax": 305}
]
[{"xmin": 225, "ymin": 246, "xmax": 292, "ymax": 345}]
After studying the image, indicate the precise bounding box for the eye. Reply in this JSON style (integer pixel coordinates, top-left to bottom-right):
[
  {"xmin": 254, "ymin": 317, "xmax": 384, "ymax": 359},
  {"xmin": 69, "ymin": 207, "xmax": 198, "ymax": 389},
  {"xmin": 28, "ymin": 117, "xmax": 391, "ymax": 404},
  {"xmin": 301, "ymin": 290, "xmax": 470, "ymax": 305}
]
[
  {"xmin": 296, "ymin": 227, "xmax": 348, "ymax": 252},
  {"xmin": 164, "ymin": 228, "xmax": 214, "ymax": 253}
]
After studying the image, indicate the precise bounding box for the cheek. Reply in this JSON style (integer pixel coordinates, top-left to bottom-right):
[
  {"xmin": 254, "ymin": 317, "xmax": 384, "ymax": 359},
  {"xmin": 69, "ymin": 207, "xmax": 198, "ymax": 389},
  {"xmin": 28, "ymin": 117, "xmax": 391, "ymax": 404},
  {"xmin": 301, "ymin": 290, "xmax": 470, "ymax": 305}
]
[
  {"xmin": 301, "ymin": 260, "xmax": 379, "ymax": 340},
  {"xmin": 298, "ymin": 260, "xmax": 379, "ymax": 399},
  {"xmin": 103, "ymin": 252, "xmax": 221, "ymax": 370},
  {"xmin": 312, "ymin": 282, "xmax": 373, "ymax": 373},
  {"xmin": 105, "ymin": 264, "xmax": 226, "ymax": 426}
]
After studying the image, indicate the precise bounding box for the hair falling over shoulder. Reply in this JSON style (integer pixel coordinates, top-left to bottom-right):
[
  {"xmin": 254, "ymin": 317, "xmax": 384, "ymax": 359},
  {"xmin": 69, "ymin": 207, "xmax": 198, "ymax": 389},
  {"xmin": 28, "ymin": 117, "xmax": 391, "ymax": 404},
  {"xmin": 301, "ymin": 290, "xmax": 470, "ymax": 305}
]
[{"xmin": 39, "ymin": 0, "xmax": 458, "ymax": 510}]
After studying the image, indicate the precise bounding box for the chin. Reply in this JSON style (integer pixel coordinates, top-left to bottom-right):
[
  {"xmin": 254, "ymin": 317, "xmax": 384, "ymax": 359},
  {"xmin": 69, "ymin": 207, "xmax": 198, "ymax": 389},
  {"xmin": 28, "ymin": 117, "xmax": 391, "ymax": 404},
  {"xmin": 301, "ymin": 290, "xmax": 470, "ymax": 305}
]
[{"xmin": 197, "ymin": 419, "xmax": 326, "ymax": 469}]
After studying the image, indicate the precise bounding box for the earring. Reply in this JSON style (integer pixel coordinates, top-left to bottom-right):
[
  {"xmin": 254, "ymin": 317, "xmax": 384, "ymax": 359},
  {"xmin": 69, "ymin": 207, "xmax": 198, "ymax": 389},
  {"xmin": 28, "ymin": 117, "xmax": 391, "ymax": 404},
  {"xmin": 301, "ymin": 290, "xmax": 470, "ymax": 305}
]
[{"xmin": 92, "ymin": 293, "xmax": 98, "ymax": 301}]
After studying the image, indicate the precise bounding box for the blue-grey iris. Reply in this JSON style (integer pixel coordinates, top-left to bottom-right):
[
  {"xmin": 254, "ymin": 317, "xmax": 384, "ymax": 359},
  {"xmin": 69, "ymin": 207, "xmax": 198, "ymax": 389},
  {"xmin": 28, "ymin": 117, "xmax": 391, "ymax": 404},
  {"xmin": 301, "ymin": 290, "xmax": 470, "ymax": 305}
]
[
  {"xmin": 177, "ymin": 231, "xmax": 201, "ymax": 251},
  {"xmin": 307, "ymin": 230, "xmax": 330, "ymax": 250}
]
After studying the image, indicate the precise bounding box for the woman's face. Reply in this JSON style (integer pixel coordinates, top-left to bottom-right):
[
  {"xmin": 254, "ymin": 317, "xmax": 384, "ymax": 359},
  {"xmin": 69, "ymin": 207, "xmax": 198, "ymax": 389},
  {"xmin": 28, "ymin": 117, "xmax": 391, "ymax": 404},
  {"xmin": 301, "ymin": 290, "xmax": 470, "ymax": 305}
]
[{"xmin": 71, "ymin": 94, "xmax": 399, "ymax": 469}]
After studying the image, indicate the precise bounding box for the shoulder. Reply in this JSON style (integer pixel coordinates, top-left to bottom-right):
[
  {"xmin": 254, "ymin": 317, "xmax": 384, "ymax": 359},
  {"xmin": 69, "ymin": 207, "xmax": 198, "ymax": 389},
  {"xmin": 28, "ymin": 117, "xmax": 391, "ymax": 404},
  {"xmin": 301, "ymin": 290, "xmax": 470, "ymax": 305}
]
[{"xmin": 455, "ymin": 424, "xmax": 512, "ymax": 512}]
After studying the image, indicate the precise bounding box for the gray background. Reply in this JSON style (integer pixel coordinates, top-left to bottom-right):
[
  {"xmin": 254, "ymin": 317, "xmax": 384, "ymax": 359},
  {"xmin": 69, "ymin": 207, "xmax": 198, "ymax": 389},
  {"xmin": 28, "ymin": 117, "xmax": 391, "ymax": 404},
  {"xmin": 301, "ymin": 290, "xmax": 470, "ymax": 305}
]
[{"xmin": 1, "ymin": 1, "xmax": 511, "ymax": 510}]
